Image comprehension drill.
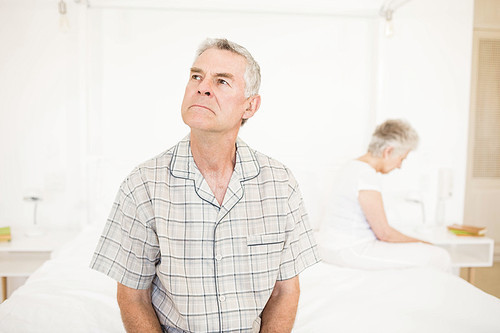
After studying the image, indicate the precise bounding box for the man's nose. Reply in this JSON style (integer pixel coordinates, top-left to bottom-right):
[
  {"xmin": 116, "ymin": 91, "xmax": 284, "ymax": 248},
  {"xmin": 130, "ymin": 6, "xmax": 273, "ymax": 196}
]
[{"xmin": 197, "ymin": 79, "xmax": 212, "ymax": 96}]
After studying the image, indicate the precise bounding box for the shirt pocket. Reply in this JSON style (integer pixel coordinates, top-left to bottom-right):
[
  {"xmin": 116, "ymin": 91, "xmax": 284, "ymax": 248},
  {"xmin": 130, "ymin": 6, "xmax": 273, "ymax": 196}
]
[
  {"xmin": 246, "ymin": 233, "xmax": 285, "ymax": 264},
  {"xmin": 245, "ymin": 234, "xmax": 286, "ymax": 307},
  {"xmin": 246, "ymin": 233, "xmax": 286, "ymax": 247}
]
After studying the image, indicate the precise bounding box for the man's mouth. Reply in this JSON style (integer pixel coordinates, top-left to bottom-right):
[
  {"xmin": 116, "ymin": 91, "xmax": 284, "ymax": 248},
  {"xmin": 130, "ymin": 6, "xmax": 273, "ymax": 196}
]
[{"xmin": 190, "ymin": 104, "xmax": 214, "ymax": 113}]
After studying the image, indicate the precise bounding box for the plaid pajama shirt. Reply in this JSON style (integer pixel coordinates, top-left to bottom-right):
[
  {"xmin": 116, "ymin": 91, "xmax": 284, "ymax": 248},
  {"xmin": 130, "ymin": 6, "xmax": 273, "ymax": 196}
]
[{"xmin": 90, "ymin": 136, "xmax": 320, "ymax": 333}]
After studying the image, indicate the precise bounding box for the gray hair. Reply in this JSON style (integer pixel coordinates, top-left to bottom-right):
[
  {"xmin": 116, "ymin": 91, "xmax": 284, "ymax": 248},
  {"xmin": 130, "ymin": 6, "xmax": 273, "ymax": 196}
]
[
  {"xmin": 367, "ymin": 119, "xmax": 419, "ymax": 157},
  {"xmin": 195, "ymin": 38, "xmax": 261, "ymax": 98}
]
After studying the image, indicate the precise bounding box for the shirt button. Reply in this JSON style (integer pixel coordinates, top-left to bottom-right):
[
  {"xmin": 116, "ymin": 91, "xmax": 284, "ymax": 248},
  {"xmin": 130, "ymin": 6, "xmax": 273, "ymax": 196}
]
[
  {"xmin": 215, "ymin": 254, "xmax": 222, "ymax": 261},
  {"xmin": 219, "ymin": 295, "xmax": 226, "ymax": 302}
]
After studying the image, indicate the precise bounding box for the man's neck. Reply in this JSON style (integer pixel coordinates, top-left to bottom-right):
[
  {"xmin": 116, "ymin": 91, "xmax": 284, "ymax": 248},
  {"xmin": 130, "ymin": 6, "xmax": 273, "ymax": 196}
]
[
  {"xmin": 190, "ymin": 131, "xmax": 237, "ymax": 171},
  {"xmin": 189, "ymin": 130, "xmax": 239, "ymax": 205}
]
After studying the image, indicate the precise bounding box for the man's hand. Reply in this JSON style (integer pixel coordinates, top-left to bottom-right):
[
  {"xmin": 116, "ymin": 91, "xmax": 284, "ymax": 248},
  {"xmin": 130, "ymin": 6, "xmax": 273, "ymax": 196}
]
[
  {"xmin": 260, "ymin": 275, "xmax": 300, "ymax": 333},
  {"xmin": 117, "ymin": 282, "xmax": 162, "ymax": 333}
]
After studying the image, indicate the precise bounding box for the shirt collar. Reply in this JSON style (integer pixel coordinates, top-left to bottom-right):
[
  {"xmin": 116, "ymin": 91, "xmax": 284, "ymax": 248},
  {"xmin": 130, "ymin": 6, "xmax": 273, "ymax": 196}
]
[{"xmin": 170, "ymin": 135, "xmax": 260, "ymax": 182}]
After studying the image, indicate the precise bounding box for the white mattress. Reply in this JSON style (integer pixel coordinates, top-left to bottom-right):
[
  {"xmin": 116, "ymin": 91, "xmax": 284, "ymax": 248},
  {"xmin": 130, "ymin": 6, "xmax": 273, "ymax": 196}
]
[{"xmin": 0, "ymin": 226, "xmax": 499, "ymax": 333}]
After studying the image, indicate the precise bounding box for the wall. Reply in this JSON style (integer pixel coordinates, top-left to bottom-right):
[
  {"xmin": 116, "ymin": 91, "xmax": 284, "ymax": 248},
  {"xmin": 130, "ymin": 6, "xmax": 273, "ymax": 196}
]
[
  {"xmin": 375, "ymin": 0, "xmax": 474, "ymax": 228},
  {"xmin": 0, "ymin": 0, "xmax": 474, "ymax": 235},
  {"xmin": 82, "ymin": 4, "xmax": 380, "ymax": 228},
  {"xmin": 0, "ymin": 0, "xmax": 85, "ymax": 229}
]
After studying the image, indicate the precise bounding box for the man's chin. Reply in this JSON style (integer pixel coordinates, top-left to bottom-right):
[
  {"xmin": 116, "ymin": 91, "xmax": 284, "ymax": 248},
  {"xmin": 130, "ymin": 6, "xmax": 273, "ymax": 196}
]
[{"xmin": 183, "ymin": 117, "xmax": 215, "ymax": 131}]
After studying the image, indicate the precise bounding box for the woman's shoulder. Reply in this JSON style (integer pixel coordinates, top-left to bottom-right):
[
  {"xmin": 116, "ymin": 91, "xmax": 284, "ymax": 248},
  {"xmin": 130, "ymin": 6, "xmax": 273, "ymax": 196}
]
[{"xmin": 340, "ymin": 159, "xmax": 377, "ymax": 177}]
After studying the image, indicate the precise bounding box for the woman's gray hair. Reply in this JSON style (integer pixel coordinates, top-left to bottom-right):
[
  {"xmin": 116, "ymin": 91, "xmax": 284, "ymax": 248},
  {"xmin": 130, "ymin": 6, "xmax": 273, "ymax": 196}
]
[
  {"xmin": 195, "ymin": 38, "xmax": 261, "ymax": 98},
  {"xmin": 367, "ymin": 119, "xmax": 419, "ymax": 157}
]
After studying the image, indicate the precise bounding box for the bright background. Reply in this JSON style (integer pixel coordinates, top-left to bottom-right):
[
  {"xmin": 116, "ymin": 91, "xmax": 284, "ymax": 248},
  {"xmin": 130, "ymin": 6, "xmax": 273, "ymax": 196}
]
[{"xmin": 0, "ymin": 0, "xmax": 473, "ymax": 235}]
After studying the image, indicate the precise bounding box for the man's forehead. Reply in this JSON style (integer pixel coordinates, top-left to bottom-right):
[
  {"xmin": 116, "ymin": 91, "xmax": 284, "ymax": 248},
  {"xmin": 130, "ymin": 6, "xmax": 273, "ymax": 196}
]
[{"xmin": 192, "ymin": 48, "xmax": 246, "ymax": 76}]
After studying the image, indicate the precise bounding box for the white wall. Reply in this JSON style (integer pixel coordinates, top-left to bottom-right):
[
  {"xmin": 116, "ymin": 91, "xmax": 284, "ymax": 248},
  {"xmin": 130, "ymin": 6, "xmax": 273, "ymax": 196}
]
[
  {"xmin": 0, "ymin": 0, "xmax": 85, "ymax": 229},
  {"xmin": 84, "ymin": 6, "xmax": 378, "ymax": 228},
  {"xmin": 375, "ymin": 0, "xmax": 474, "ymax": 227},
  {"xmin": 0, "ymin": 0, "xmax": 474, "ymax": 232}
]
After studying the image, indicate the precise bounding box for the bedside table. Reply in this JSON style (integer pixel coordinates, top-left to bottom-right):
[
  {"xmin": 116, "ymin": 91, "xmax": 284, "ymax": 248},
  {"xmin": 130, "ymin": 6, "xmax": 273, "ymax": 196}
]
[
  {"xmin": 0, "ymin": 227, "xmax": 79, "ymax": 301},
  {"xmin": 400, "ymin": 226, "xmax": 494, "ymax": 282}
]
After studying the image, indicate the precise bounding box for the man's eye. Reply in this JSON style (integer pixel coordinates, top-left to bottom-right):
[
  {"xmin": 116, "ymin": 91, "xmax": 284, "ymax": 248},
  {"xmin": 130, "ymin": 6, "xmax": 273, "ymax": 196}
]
[
  {"xmin": 218, "ymin": 79, "xmax": 229, "ymax": 85},
  {"xmin": 192, "ymin": 74, "xmax": 201, "ymax": 80}
]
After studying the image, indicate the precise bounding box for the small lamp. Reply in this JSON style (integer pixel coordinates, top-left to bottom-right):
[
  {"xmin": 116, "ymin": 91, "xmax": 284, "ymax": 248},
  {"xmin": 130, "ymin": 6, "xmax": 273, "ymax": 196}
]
[
  {"xmin": 58, "ymin": 0, "xmax": 70, "ymax": 32},
  {"xmin": 23, "ymin": 196, "xmax": 44, "ymax": 237},
  {"xmin": 379, "ymin": 0, "xmax": 412, "ymax": 38},
  {"xmin": 384, "ymin": 9, "xmax": 394, "ymax": 37}
]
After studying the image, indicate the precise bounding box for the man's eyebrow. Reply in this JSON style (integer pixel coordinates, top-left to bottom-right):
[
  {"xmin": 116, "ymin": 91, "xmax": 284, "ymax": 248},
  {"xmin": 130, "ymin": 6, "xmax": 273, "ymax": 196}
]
[
  {"xmin": 215, "ymin": 72, "xmax": 234, "ymax": 80},
  {"xmin": 190, "ymin": 67, "xmax": 204, "ymax": 74},
  {"xmin": 190, "ymin": 67, "xmax": 234, "ymax": 80}
]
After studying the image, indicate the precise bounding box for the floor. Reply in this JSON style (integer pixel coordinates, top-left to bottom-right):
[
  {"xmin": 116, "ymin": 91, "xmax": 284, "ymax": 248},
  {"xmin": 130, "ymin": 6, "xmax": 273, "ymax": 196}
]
[{"xmin": 461, "ymin": 262, "xmax": 500, "ymax": 298}]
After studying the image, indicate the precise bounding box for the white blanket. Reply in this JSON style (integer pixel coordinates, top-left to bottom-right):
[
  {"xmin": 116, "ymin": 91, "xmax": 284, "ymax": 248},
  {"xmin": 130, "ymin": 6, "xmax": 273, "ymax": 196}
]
[{"xmin": 1, "ymin": 226, "xmax": 499, "ymax": 333}]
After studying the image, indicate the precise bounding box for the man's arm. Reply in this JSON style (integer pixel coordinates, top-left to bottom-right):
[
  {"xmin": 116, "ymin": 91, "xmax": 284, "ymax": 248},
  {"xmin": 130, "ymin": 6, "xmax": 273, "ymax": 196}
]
[
  {"xmin": 260, "ymin": 275, "xmax": 300, "ymax": 333},
  {"xmin": 116, "ymin": 282, "xmax": 163, "ymax": 333},
  {"xmin": 358, "ymin": 190, "xmax": 425, "ymax": 243}
]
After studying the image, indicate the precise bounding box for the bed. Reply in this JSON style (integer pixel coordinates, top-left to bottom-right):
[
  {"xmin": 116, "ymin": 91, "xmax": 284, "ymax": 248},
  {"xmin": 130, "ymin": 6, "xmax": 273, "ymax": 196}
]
[{"xmin": 0, "ymin": 226, "xmax": 499, "ymax": 333}]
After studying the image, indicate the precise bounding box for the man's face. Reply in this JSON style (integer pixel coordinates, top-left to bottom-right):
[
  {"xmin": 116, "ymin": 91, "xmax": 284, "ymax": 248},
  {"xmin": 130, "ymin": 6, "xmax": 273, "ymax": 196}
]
[{"xmin": 181, "ymin": 48, "xmax": 256, "ymax": 134}]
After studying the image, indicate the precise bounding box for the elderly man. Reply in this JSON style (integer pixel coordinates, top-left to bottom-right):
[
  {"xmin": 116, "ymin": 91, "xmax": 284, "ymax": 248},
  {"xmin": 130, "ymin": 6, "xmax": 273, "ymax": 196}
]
[{"xmin": 90, "ymin": 38, "xmax": 320, "ymax": 333}]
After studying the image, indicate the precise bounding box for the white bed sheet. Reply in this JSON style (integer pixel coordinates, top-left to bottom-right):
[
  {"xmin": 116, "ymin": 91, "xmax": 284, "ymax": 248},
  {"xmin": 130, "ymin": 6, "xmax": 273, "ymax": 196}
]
[
  {"xmin": 0, "ymin": 226, "xmax": 499, "ymax": 333},
  {"xmin": 294, "ymin": 262, "xmax": 500, "ymax": 333},
  {"xmin": 0, "ymin": 226, "xmax": 124, "ymax": 333}
]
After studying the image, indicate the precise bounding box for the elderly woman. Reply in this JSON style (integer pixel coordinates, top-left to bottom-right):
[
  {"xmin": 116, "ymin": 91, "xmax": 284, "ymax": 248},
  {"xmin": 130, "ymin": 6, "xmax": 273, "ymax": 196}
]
[{"xmin": 318, "ymin": 119, "xmax": 451, "ymax": 271}]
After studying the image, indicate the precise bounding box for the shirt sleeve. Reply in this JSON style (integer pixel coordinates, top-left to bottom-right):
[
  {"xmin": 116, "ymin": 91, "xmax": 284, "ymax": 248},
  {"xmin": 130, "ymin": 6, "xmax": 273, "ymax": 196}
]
[
  {"xmin": 357, "ymin": 164, "xmax": 382, "ymax": 192},
  {"xmin": 89, "ymin": 169, "xmax": 160, "ymax": 289},
  {"xmin": 277, "ymin": 170, "xmax": 321, "ymax": 281}
]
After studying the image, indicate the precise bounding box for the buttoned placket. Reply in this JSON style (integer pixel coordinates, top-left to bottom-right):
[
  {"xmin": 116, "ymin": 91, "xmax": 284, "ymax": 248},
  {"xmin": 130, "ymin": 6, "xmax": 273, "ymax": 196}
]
[
  {"xmin": 188, "ymin": 153, "xmax": 246, "ymax": 332},
  {"xmin": 169, "ymin": 136, "xmax": 260, "ymax": 332},
  {"xmin": 214, "ymin": 169, "xmax": 246, "ymax": 331}
]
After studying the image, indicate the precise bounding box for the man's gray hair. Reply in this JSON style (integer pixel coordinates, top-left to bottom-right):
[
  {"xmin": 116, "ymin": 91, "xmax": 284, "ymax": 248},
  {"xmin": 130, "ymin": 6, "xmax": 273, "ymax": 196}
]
[
  {"xmin": 196, "ymin": 38, "xmax": 261, "ymax": 98},
  {"xmin": 367, "ymin": 119, "xmax": 419, "ymax": 157}
]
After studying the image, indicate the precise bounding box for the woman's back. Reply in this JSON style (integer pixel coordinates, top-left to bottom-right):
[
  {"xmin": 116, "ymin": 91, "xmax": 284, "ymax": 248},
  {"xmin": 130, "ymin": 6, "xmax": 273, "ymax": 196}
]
[{"xmin": 319, "ymin": 160, "xmax": 381, "ymax": 250}]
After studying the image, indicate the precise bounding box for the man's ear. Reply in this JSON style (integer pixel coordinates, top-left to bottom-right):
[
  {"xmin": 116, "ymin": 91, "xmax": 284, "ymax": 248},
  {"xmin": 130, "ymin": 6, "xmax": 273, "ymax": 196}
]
[
  {"xmin": 383, "ymin": 146, "xmax": 394, "ymax": 158},
  {"xmin": 242, "ymin": 95, "xmax": 261, "ymax": 120}
]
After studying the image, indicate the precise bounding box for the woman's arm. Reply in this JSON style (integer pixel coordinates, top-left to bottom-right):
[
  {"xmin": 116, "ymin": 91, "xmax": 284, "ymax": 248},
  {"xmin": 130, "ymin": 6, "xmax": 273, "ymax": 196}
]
[
  {"xmin": 358, "ymin": 190, "xmax": 425, "ymax": 243},
  {"xmin": 117, "ymin": 282, "xmax": 163, "ymax": 333}
]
